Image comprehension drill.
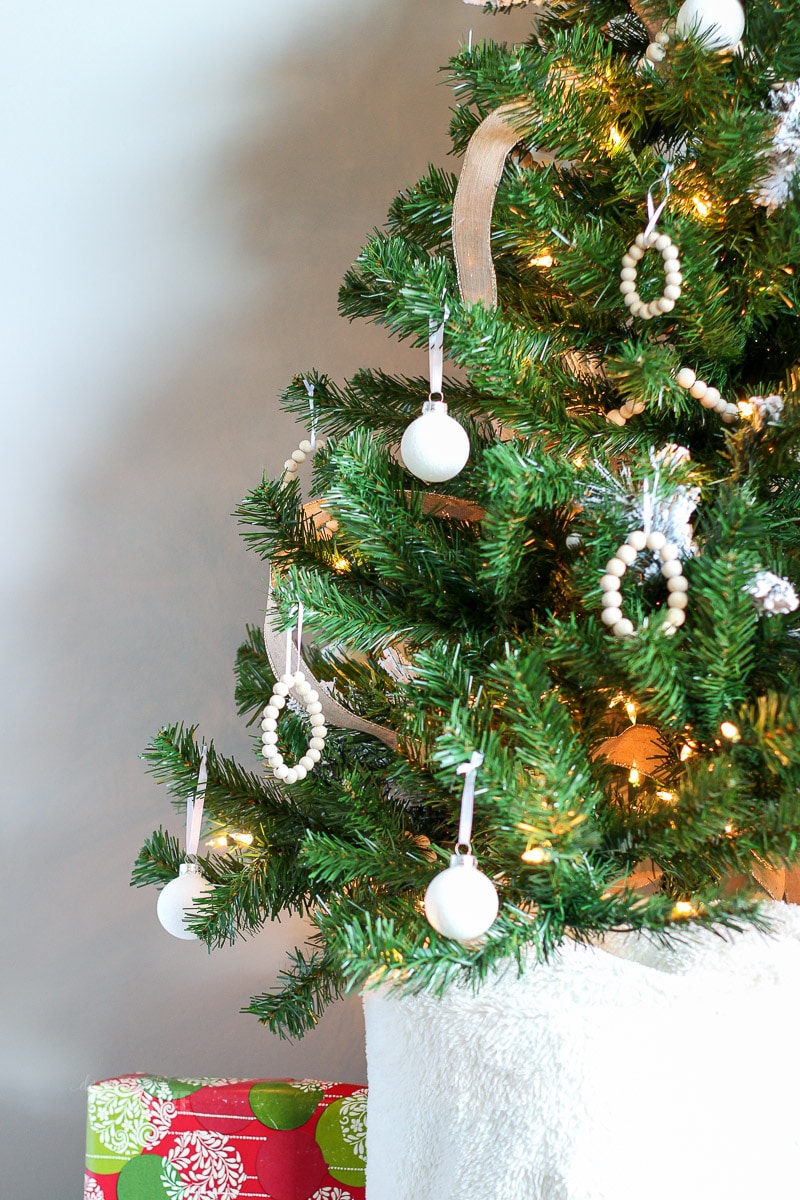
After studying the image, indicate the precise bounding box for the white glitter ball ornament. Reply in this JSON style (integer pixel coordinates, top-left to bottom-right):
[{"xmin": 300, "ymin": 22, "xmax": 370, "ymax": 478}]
[
  {"xmin": 156, "ymin": 862, "xmax": 214, "ymax": 940},
  {"xmin": 675, "ymin": 0, "xmax": 744, "ymax": 51},
  {"xmin": 424, "ymin": 852, "xmax": 499, "ymax": 942},
  {"xmin": 400, "ymin": 400, "xmax": 470, "ymax": 484}
]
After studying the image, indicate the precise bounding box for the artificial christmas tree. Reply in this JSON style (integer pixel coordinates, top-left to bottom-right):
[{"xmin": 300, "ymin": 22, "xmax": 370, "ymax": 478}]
[{"xmin": 134, "ymin": 0, "xmax": 800, "ymax": 1193}]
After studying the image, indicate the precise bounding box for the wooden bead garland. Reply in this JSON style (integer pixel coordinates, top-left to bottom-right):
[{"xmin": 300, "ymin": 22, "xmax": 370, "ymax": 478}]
[
  {"xmin": 675, "ymin": 367, "xmax": 739, "ymax": 424},
  {"xmin": 600, "ymin": 529, "xmax": 688, "ymax": 638},
  {"xmin": 606, "ymin": 366, "xmax": 742, "ymax": 429},
  {"xmin": 261, "ymin": 670, "xmax": 328, "ymax": 784},
  {"xmin": 620, "ymin": 229, "xmax": 683, "ymax": 321},
  {"xmin": 282, "ymin": 439, "xmax": 314, "ymax": 480}
]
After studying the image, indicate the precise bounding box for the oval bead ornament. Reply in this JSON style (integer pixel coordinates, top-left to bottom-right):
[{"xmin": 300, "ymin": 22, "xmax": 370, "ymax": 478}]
[
  {"xmin": 600, "ymin": 530, "xmax": 689, "ymax": 638},
  {"xmin": 261, "ymin": 669, "xmax": 327, "ymax": 784},
  {"xmin": 620, "ymin": 228, "xmax": 683, "ymax": 322}
]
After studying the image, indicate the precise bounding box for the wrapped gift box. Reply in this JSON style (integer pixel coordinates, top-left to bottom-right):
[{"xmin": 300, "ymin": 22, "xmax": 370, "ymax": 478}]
[{"xmin": 85, "ymin": 1074, "xmax": 366, "ymax": 1200}]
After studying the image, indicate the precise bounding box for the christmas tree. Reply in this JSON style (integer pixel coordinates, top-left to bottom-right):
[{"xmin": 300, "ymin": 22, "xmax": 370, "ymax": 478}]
[{"xmin": 134, "ymin": 0, "xmax": 800, "ymax": 1041}]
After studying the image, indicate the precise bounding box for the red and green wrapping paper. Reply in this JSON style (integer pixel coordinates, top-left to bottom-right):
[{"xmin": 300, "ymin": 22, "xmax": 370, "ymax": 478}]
[{"xmin": 85, "ymin": 1075, "xmax": 366, "ymax": 1200}]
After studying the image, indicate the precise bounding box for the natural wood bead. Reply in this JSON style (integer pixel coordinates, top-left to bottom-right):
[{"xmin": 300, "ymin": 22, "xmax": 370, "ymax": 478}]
[
  {"xmin": 690, "ymin": 379, "xmax": 708, "ymax": 399},
  {"xmin": 646, "ymin": 531, "xmax": 667, "ymax": 551},
  {"xmin": 627, "ymin": 530, "xmax": 647, "ymax": 551},
  {"xmin": 620, "ymin": 267, "xmax": 637, "ymax": 282},
  {"xmin": 659, "ymin": 542, "xmax": 680, "ymax": 561},
  {"xmin": 665, "ymin": 271, "xmax": 683, "ymax": 287},
  {"xmin": 298, "ymin": 439, "xmax": 313, "ymax": 453},
  {"xmin": 667, "ymin": 591, "xmax": 689, "ymax": 609},
  {"xmin": 601, "ymin": 607, "xmax": 623, "ymax": 626},
  {"xmin": 664, "ymin": 608, "xmax": 686, "ymax": 628},
  {"xmin": 284, "ymin": 459, "xmax": 298, "ymax": 472},
  {"xmin": 620, "ymin": 280, "xmax": 637, "ymax": 295},
  {"xmin": 616, "ymin": 544, "xmax": 638, "ymax": 565},
  {"xmin": 622, "ymin": 253, "xmax": 637, "ymax": 268},
  {"xmin": 602, "ymin": 592, "xmax": 623, "ymax": 609},
  {"xmin": 662, "ymin": 243, "xmax": 680, "ymax": 261},
  {"xmin": 700, "ymin": 387, "xmax": 720, "ymax": 409},
  {"xmin": 646, "ymin": 42, "xmax": 666, "ymax": 62},
  {"xmin": 667, "ymin": 575, "xmax": 689, "ymax": 593},
  {"xmin": 601, "ymin": 573, "xmax": 622, "ymax": 591},
  {"xmin": 613, "ymin": 618, "xmax": 635, "ymax": 637},
  {"xmin": 656, "ymin": 30, "xmax": 671, "ymax": 46},
  {"xmin": 663, "ymin": 284, "xmax": 682, "ymax": 301},
  {"xmin": 676, "ymin": 367, "xmax": 696, "ymax": 389},
  {"xmin": 628, "ymin": 244, "xmax": 645, "ymax": 261},
  {"xmin": 654, "ymin": 233, "xmax": 672, "ymax": 251},
  {"xmin": 606, "ymin": 410, "xmax": 626, "ymax": 426},
  {"xmin": 606, "ymin": 557, "xmax": 627, "ymax": 576},
  {"xmin": 661, "ymin": 560, "xmax": 683, "ymax": 579}
]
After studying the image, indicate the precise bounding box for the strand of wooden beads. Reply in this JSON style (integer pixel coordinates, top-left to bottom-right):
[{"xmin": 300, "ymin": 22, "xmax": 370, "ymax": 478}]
[
  {"xmin": 600, "ymin": 530, "xmax": 689, "ymax": 638},
  {"xmin": 620, "ymin": 229, "xmax": 683, "ymax": 321},
  {"xmin": 282, "ymin": 438, "xmax": 314, "ymax": 480},
  {"xmin": 675, "ymin": 368, "xmax": 739, "ymax": 424},
  {"xmin": 606, "ymin": 399, "xmax": 646, "ymax": 427}
]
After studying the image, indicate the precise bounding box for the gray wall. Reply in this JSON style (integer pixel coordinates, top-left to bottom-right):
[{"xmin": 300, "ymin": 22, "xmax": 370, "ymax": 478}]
[{"xmin": 0, "ymin": 1, "xmax": 531, "ymax": 1193}]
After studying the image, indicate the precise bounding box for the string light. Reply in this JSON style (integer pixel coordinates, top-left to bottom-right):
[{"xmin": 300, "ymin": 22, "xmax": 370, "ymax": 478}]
[
  {"xmin": 672, "ymin": 900, "xmax": 697, "ymax": 918},
  {"xmin": 521, "ymin": 846, "xmax": 548, "ymax": 864},
  {"xmin": 608, "ymin": 125, "xmax": 624, "ymax": 149},
  {"xmin": 679, "ymin": 742, "xmax": 695, "ymax": 762},
  {"xmin": 628, "ymin": 766, "xmax": 641, "ymax": 786},
  {"xmin": 655, "ymin": 789, "xmax": 677, "ymax": 805},
  {"xmin": 720, "ymin": 721, "xmax": 741, "ymax": 741},
  {"xmin": 529, "ymin": 253, "xmax": 554, "ymax": 268},
  {"xmin": 737, "ymin": 399, "xmax": 755, "ymax": 420},
  {"xmin": 333, "ymin": 556, "xmax": 351, "ymax": 573},
  {"xmin": 205, "ymin": 831, "xmax": 254, "ymax": 850},
  {"xmin": 692, "ymin": 195, "xmax": 711, "ymax": 217}
]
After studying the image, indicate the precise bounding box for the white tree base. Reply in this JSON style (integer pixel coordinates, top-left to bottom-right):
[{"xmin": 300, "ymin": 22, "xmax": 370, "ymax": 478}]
[{"xmin": 363, "ymin": 903, "xmax": 800, "ymax": 1199}]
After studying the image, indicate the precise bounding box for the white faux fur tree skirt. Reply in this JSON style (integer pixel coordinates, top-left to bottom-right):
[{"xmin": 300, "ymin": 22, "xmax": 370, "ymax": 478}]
[{"xmin": 363, "ymin": 904, "xmax": 800, "ymax": 1199}]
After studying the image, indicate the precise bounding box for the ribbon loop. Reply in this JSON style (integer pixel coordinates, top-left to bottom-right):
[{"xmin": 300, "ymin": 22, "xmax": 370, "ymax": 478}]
[
  {"xmin": 428, "ymin": 303, "xmax": 450, "ymax": 399},
  {"xmin": 456, "ymin": 751, "xmax": 485, "ymax": 850},
  {"xmin": 643, "ymin": 164, "xmax": 673, "ymax": 239},
  {"xmin": 185, "ymin": 744, "xmax": 208, "ymax": 859}
]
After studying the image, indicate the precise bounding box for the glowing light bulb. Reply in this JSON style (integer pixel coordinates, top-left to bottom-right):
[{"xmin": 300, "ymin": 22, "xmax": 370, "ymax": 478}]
[
  {"xmin": 672, "ymin": 900, "xmax": 697, "ymax": 918},
  {"xmin": 333, "ymin": 557, "xmax": 351, "ymax": 573},
  {"xmin": 655, "ymin": 790, "xmax": 677, "ymax": 805},
  {"xmin": 737, "ymin": 399, "xmax": 755, "ymax": 420},
  {"xmin": 625, "ymin": 700, "xmax": 638, "ymax": 725},
  {"xmin": 680, "ymin": 743, "xmax": 695, "ymax": 762},
  {"xmin": 609, "ymin": 125, "xmax": 624, "ymax": 148},
  {"xmin": 232, "ymin": 832, "xmax": 254, "ymax": 846},
  {"xmin": 720, "ymin": 721, "xmax": 740, "ymax": 741},
  {"xmin": 521, "ymin": 846, "xmax": 548, "ymax": 865},
  {"xmin": 693, "ymin": 195, "xmax": 711, "ymax": 217},
  {"xmin": 628, "ymin": 767, "xmax": 641, "ymax": 786},
  {"xmin": 529, "ymin": 253, "xmax": 554, "ymax": 268}
]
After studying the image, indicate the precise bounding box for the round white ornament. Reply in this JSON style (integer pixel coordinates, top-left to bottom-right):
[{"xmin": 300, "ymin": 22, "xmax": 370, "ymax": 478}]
[
  {"xmin": 157, "ymin": 862, "xmax": 214, "ymax": 940},
  {"xmin": 424, "ymin": 852, "xmax": 499, "ymax": 942},
  {"xmin": 400, "ymin": 399, "xmax": 470, "ymax": 484},
  {"xmin": 675, "ymin": 0, "xmax": 744, "ymax": 51}
]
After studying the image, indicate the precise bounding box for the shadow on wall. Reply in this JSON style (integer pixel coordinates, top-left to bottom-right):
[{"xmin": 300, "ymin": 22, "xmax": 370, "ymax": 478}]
[{"xmin": 0, "ymin": 1, "xmax": 533, "ymax": 1195}]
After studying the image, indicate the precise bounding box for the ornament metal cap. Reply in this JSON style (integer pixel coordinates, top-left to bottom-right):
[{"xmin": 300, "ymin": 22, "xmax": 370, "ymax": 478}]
[
  {"xmin": 179, "ymin": 860, "xmax": 202, "ymax": 877},
  {"xmin": 422, "ymin": 397, "xmax": 448, "ymax": 414},
  {"xmin": 449, "ymin": 850, "xmax": 477, "ymax": 868}
]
